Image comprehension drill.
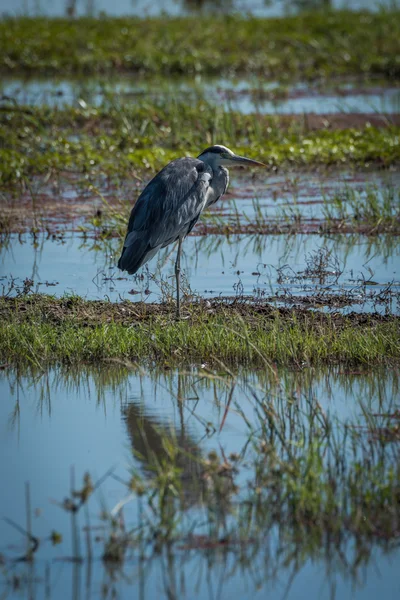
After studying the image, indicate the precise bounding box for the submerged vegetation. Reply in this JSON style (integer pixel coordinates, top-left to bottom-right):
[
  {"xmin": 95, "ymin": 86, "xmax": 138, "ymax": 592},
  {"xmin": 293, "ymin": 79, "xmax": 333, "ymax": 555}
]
[
  {"xmin": 0, "ymin": 294, "xmax": 399, "ymax": 368},
  {"xmin": 1, "ymin": 100, "xmax": 399, "ymax": 189},
  {"xmin": 1, "ymin": 11, "xmax": 400, "ymax": 79}
]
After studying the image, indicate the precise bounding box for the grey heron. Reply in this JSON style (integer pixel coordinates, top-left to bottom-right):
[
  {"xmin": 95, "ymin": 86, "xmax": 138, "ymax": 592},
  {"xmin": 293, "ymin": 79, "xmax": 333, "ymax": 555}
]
[{"xmin": 118, "ymin": 144, "xmax": 265, "ymax": 318}]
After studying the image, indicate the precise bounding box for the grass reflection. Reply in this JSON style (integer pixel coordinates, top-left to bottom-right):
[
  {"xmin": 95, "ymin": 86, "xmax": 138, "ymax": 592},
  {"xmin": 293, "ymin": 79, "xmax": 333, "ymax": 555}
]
[{"xmin": 1, "ymin": 363, "xmax": 400, "ymax": 598}]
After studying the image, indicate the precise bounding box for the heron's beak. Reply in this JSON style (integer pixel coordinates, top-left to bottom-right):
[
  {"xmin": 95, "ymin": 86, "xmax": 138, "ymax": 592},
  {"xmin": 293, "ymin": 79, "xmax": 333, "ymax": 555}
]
[{"xmin": 228, "ymin": 154, "xmax": 267, "ymax": 167}]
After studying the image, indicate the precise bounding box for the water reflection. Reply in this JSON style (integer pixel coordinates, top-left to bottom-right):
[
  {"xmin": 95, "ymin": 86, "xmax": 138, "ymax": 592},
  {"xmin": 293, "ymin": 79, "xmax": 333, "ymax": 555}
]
[
  {"xmin": 1, "ymin": 364, "xmax": 399, "ymax": 599},
  {"xmin": 3, "ymin": 537, "xmax": 400, "ymax": 600},
  {"xmin": 123, "ymin": 396, "xmax": 203, "ymax": 501},
  {"xmin": 5, "ymin": 362, "xmax": 398, "ymax": 418}
]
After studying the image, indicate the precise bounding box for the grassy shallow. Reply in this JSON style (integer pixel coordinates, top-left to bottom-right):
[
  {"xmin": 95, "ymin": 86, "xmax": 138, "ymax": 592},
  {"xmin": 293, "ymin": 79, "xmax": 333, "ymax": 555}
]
[
  {"xmin": 1, "ymin": 100, "xmax": 399, "ymax": 188},
  {"xmin": 2, "ymin": 364, "xmax": 400, "ymax": 576},
  {"xmin": 1, "ymin": 11, "xmax": 399, "ymax": 79},
  {"xmin": 0, "ymin": 295, "xmax": 399, "ymax": 367}
]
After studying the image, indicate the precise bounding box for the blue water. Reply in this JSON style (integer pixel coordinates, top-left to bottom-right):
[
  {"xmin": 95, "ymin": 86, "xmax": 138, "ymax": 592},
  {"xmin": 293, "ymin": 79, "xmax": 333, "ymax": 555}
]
[
  {"xmin": 1, "ymin": 232, "xmax": 398, "ymax": 312},
  {"xmin": 2, "ymin": 550, "xmax": 399, "ymax": 599},
  {"xmin": 0, "ymin": 0, "xmax": 392, "ymax": 18},
  {"xmin": 3, "ymin": 76, "xmax": 399, "ymax": 115},
  {"xmin": 0, "ymin": 366, "xmax": 399, "ymax": 599}
]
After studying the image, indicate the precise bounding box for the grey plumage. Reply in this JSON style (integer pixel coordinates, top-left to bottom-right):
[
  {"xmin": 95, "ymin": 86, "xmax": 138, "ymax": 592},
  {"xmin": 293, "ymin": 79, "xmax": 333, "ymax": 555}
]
[
  {"xmin": 118, "ymin": 157, "xmax": 223, "ymax": 274},
  {"xmin": 118, "ymin": 144, "xmax": 265, "ymax": 318}
]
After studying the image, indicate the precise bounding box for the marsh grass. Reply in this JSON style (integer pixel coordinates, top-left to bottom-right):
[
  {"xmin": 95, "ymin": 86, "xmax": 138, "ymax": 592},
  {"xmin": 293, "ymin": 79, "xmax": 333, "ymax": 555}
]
[
  {"xmin": 2, "ymin": 182, "xmax": 399, "ymax": 238},
  {"xmin": 0, "ymin": 295, "xmax": 399, "ymax": 367},
  {"xmin": 322, "ymin": 184, "xmax": 400, "ymax": 229},
  {"xmin": 199, "ymin": 185, "xmax": 400, "ymax": 236},
  {"xmin": 1, "ymin": 11, "xmax": 399, "ymax": 79},
  {"xmin": 1, "ymin": 98, "xmax": 399, "ymax": 189}
]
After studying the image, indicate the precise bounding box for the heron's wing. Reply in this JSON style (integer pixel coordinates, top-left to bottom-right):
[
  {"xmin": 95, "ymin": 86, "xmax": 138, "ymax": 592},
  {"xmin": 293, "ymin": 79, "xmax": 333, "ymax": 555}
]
[{"xmin": 118, "ymin": 157, "xmax": 212, "ymax": 274}]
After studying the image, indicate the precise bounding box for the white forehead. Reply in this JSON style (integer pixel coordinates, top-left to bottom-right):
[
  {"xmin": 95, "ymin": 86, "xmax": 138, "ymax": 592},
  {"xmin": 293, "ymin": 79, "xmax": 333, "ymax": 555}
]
[
  {"xmin": 197, "ymin": 144, "xmax": 235, "ymax": 161},
  {"xmin": 213, "ymin": 145, "xmax": 233, "ymax": 154}
]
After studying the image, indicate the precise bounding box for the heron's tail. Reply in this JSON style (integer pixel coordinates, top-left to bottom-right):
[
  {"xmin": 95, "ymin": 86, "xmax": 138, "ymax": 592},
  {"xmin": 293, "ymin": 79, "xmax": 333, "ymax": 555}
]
[
  {"xmin": 118, "ymin": 236, "xmax": 158, "ymax": 275},
  {"xmin": 118, "ymin": 244, "xmax": 145, "ymax": 275}
]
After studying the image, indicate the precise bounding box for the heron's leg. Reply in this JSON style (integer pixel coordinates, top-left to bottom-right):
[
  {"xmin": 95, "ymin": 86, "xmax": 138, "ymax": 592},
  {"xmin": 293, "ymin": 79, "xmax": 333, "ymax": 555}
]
[{"xmin": 175, "ymin": 237, "xmax": 182, "ymax": 320}]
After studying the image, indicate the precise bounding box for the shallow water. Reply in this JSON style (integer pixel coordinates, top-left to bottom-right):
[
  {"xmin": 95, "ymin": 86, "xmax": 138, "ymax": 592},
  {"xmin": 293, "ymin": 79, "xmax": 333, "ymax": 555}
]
[
  {"xmin": 0, "ymin": 365, "xmax": 399, "ymax": 599},
  {"xmin": 0, "ymin": 0, "xmax": 391, "ymax": 18},
  {"xmin": 225, "ymin": 169, "xmax": 400, "ymax": 222},
  {"xmin": 0, "ymin": 365, "xmax": 398, "ymax": 540},
  {"xmin": 1, "ymin": 232, "xmax": 399, "ymax": 312},
  {"xmin": 4, "ymin": 169, "xmax": 398, "ymax": 230},
  {"xmin": 3, "ymin": 543, "xmax": 399, "ymax": 600},
  {"xmin": 3, "ymin": 75, "xmax": 399, "ymax": 115}
]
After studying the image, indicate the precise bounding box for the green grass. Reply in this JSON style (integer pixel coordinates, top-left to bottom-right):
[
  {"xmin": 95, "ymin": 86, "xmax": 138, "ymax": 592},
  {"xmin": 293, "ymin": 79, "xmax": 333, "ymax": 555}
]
[
  {"xmin": 1, "ymin": 11, "xmax": 399, "ymax": 79},
  {"xmin": 1, "ymin": 100, "xmax": 399, "ymax": 188},
  {"xmin": 0, "ymin": 295, "xmax": 399, "ymax": 368},
  {"xmin": 201, "ymin": 185, "xmax": 400, "ymax": 235},
  {"xmin": 321, "ymin": 185, "xmax": 400, "ymax": 229}
]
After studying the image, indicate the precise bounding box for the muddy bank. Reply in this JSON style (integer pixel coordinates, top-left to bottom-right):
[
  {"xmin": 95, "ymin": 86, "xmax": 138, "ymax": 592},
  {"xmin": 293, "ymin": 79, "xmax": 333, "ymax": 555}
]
[
  {"xmin": 1, "ymin": 294, "xmax": 397, "ymax": 328},
  {"xmin": 288, "ymin": 113, "xmax": 400, "ymax": 130}
]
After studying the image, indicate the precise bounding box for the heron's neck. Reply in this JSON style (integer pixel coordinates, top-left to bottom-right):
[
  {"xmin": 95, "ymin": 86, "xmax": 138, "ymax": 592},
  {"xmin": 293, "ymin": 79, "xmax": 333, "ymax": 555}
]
[
  {"xmin": 200, "ymin": 155, "xmax": 229, "ymax": 191},
  {"xmin": 204, "ymin": 164, "xmax": 229, "ymax": 209},
  {"xmin": 210, "ymin": 164, "xmax": 229, "ymax": 182},
  {"xmin": 213, "ymin": 165, "xmax": 229, "ymax": 196}
]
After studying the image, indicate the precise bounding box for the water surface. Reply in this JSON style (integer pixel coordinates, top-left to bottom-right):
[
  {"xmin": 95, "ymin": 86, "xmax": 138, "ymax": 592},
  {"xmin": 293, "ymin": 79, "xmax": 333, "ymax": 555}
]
[
  {"xmin": 0, "ymin": 0, "xmax": 392, "ymax": 18},
  {"xmin": 0, "ymin": 365, "xmax": 399, "ymax": 599},
  {"xmin": 1, "ymin": 231, "xmax": 398, "ymax": 312},
  {"xmin": 3, "ymin": 75, "xmax": 399, "ymax": 115}
]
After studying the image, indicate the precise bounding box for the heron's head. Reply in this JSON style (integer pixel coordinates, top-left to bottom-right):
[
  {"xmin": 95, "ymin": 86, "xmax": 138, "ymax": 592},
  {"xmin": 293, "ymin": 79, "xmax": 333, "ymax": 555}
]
[{"xmin": 198, "ymin": 144, "xmax": 265, "ymax": 169}]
